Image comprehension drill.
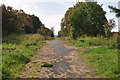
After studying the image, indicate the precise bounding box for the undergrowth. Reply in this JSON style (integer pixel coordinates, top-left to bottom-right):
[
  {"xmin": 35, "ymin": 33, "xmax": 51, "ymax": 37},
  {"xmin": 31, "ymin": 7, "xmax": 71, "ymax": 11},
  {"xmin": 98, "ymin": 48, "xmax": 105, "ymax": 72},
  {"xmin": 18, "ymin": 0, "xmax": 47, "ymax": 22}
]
[{"xmin": 2, "ymin": 34, "xmax": 49, "ymax": 79}]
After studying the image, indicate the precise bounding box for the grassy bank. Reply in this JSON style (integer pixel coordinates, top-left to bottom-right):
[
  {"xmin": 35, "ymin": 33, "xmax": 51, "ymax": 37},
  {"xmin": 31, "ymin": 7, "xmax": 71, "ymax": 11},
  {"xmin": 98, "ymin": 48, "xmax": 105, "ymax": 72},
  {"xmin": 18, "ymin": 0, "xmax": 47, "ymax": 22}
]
[
  {"xmin": 63, "ymin": 36, "xmax": 119, "ymax": 78},
  {"xmin": 2, "ymin": 34, "xmax": 50, "ymax": 79},
  {"xmin": 78, "ymin": 47, "xmax": 118, "ymax": 78}
]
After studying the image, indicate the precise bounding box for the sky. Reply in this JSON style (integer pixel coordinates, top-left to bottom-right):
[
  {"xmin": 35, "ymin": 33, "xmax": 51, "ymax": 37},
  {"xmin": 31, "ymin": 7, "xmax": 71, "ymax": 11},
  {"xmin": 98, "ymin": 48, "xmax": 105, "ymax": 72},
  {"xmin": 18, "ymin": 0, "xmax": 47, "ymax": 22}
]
[{"xmin": 0, "ymin": 0, "xmax": 119, "ymax": 35}]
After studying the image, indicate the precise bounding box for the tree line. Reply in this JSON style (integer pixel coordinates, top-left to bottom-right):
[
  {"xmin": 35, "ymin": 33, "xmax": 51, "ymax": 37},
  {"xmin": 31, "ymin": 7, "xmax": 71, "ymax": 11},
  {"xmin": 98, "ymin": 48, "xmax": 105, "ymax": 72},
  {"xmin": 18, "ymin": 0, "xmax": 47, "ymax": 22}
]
[
  {"xmin": 1, "ymin": 4, "xmax": 54, "ymax": 37},
  {"xmin": 58, "ymin": 2, "xmax": 116, "ymax": 39}
]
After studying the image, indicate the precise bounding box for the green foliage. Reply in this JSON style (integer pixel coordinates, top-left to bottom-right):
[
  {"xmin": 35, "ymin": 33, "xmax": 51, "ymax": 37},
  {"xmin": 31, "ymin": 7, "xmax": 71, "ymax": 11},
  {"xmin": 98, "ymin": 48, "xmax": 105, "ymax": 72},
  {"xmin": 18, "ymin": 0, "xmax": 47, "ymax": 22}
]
[
  {"xmin": 58, "ymin": 30, "xmax": 62, "ymax": 37},
  {"xmin": 59, "ymin": 7, "xmax": 73, "ymax": 37},
  {"xmin": 67, "ymin": 39, "xmax": 101, "ymax": 47},
  {"xmin": 104, "ymin": 19, "xmax": 116, "ymax": 38},
  {"xmin": 116, "ymin": 31, "xmax": 120, "ymax": 49},
  {"xmin": 68, "ymin": 2, "xmax": 107, "ymax": 38},
  {"xmin": 60, "ymin": 37, "xmax": 71, "ymax": 41},
  {"xmin": 82, "ymin": 47, "xmax": 119, "ymax": 78},
  {"xmin": 2, "ymin": 52, "xmax": 29, "ymax": 79},
  {"xmin": 41, "ymin": 62, "xmax": 53, "ymax": 67},
  {"xmin": 2, "ymin": 34, "xmax": 23, "ymax": 44},
  {"xmin": 36, "ymin": 25, "xmax": 54, "ymax": 37},
  {"xmin": 66, "ymin": 36, "xmax": 111, "ymax": 48},
  {"xmin": 104, "ymin": 23, "xmax": 109, "ymax": 38},
  {"xmin": 108, "ymin": 32, "xmax": 120, "ymax": 49},
  {"xmin": 70, "ymin": 26, "xmax": 76, "ymax": 39},
  {"xmin": 2, "ymin": 5, "xmax": 22, "ymax": 35},
  {"xmin": 2, "ymin": 67, "xmax": 11, "ymax": 79},
  {"xmin": 31, "ymin": 15, "xmax": 42, "ymax": 33},
  {"xmin": 2, "ymin": 4, "xmax": 53, "ymax": 37},
  {"xmin": 2, "ymin": 34, "xmax": 46, "ymax": 78},
  {"xmin": 109, "ymin": 40, "xmax": 118, "ymax": 49},
  {"xmin": 108, "ymin": 5, "xmax": 120, "ymax": 17},
  {"xmin": 108, "ymin": 4, "xmax": 120, "ymax": 49}
]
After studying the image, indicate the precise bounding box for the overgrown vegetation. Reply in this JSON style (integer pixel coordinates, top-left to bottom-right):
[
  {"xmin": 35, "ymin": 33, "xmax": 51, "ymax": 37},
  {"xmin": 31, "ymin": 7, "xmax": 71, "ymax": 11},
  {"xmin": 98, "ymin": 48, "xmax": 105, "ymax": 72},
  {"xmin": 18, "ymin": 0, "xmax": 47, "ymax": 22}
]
[
  {"xmin": 64, "ymin": 36, "xmax": 119, "ymax": 78},
  {"xmin": 58, "ymin": 2, "xmax": 117, "ymax": 39},
  {"xmin": 1, "ymin": 4, "xmax": 54, "ymax": 79},
  {"xmin": 2, "ymin": 34, "xmax": 49, "ymax": 79},
  {"xmin": 66, "ymin": 36, "xmax": 119, "ymax": 48},
  {"xmin": 58, "ymin": 1, "xmax": 119, "ymax": 78},
  {"xmin": 58, "ymin": 2, "xmax": 109, "ymax": 39},
  {"xmin": 2, "ymin": 4, "xmax": 54, "ymax": 37}
]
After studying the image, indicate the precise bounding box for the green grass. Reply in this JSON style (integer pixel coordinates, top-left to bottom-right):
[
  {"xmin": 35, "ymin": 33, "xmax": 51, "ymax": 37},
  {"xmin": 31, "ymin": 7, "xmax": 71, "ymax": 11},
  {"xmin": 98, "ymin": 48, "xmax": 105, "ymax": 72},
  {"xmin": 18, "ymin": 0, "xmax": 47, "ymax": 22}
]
[
  {"xmin": 67, "ymin": 39, "xmax": 101, "ymax": 48},
  {"xmin": 2, "ymin": 34, "xmax": 49, "ymax": 79},
  {"xmin": 79, "ymin": 47, "xmax": 119, "ymax": 78},
  {"xmin": 63, "ymin": 36, "xmax": 119, "ymax": 78},
  {"xmin": 66, "ymin": 36, "xmax": 117, "ymax": 48}
]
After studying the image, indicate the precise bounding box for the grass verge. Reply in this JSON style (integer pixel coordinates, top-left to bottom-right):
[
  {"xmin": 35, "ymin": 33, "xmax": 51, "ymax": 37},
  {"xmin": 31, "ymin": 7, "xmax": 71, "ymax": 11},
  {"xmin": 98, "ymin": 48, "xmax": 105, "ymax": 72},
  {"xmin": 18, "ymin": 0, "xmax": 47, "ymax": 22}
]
[
  {"xmin": 78, "ymin": 47, "xmax": 119, "ymax": 78},
  {"xmin": 2, "ymin": 34, "xmax": 50, "ymax": 79},
  {"xmin": 64, "ymin": 36, "xmax": 119, "ymax": 78}
]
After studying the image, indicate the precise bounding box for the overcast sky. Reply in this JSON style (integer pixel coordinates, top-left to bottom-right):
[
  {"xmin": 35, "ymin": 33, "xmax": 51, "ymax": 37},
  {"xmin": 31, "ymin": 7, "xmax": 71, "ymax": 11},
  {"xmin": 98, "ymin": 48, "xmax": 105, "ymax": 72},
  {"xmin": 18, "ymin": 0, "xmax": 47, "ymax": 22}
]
[{"xmin": 0, "ymin": 0, "xmax": 119, "ymax": 35}]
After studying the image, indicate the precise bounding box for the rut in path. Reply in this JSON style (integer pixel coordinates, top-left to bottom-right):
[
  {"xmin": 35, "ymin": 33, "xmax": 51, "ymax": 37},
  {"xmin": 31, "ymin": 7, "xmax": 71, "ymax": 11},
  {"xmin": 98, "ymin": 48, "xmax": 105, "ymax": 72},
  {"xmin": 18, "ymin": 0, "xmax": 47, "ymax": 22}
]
[{"xmin": 20, "ymin": 38, "xmax": 97, "ymax": 78}]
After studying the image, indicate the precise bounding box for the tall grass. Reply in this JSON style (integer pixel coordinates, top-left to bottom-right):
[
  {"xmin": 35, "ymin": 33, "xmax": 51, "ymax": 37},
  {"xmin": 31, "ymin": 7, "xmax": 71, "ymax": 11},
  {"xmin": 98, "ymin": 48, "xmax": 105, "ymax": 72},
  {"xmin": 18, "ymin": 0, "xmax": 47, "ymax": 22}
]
[{"xmin": 2, "ymin": 34, "xmax": 47, "ymax": 78}]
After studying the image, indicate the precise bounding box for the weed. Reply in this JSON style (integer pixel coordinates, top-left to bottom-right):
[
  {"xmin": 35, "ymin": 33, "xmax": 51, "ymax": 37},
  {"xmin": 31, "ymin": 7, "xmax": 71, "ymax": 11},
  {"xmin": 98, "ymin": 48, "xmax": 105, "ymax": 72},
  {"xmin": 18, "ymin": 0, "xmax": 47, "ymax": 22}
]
[{"xmin": 41, "ymin": 62, "xmax": 53, "ymax": 67}]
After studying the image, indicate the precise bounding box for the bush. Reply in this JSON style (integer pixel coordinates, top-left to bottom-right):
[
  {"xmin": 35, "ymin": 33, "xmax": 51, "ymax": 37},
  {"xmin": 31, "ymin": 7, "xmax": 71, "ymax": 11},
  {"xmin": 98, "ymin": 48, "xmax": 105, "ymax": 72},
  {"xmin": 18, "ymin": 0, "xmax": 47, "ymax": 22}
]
[{"xmin": 108, "ymin": 33, "xmax": 120, "ymax": 49}]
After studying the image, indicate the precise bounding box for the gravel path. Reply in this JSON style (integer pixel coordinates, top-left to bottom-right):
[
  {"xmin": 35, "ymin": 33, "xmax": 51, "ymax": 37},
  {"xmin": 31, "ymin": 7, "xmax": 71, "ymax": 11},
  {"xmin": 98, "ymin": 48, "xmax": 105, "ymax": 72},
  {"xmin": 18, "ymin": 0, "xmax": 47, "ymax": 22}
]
[{"xmin": 20, "ymin": 38, "xmax": 97, "ymax": 78}]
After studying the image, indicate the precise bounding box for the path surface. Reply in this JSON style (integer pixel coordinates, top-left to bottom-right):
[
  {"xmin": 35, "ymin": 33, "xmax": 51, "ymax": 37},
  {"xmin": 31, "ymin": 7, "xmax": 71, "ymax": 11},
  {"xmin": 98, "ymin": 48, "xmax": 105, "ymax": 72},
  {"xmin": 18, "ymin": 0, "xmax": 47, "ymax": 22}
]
[{"xmin": 20, "ymin": 38, "xmax": 97, "ymax": 78}]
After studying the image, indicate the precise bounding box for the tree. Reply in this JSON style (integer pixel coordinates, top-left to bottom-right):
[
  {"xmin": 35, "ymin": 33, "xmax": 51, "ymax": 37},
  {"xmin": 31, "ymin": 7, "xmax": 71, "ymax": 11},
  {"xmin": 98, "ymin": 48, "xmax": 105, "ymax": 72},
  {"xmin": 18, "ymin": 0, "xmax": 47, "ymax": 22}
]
[
  {"xmin": 104, "ymin": 19, "xmax": 116, "ymax": 37},
  {"xmin": 2, "ymin": 4, "xmax": 54, "ymax": 37},
  {"xmin": 31, "ymin": 15, "xmax": 42, "ymax": 33},
  {"xmin": 51, "ymin": 27, "xmax": 54, "ymax": 34},
  {"xmin": 58, "ymin": 30, "xmax": 62, "ymax": 37},
  {"xmin": 60, "ymin": 18, "xmax": 65, "ymax": 30},
  {"xmin": 68, "ymin": 2, "xmax": 107, "ymax": 39},
  {"xmin": 108, "ymin": 19, "xmax": 116, "ymax": 31},
  {"xmin": 108, "ymin": 5, "xmax": 120, "ymax": 49},
  {"xmin": 37, "ymin": 25, "xmax": 54, "ymax": 37},
  {"xmin": 108, "ymin": 5, "xmax": 120, "ymax": 18},
  {"xmin": 2, "ymin": 4, "xmax": 22, "ymax": 35},
  {"xmin": 59, "ymin": 7, "xmax": 73, "ymax": 37},
  {"xmin": 70, "ymin": 26, "xmax": 76, "ymax": 39},
  {"xmin": 50, "ymin": 27, "xmax": 54, "ymax": 37}
]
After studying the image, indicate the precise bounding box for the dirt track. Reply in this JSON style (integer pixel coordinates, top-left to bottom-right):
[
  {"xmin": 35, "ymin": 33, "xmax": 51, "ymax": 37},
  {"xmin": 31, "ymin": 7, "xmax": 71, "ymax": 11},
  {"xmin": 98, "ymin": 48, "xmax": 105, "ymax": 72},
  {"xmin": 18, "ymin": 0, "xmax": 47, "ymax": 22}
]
[{"xmin": 20, "ymin": 38, "xmax": 97, "ymax": 78}]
